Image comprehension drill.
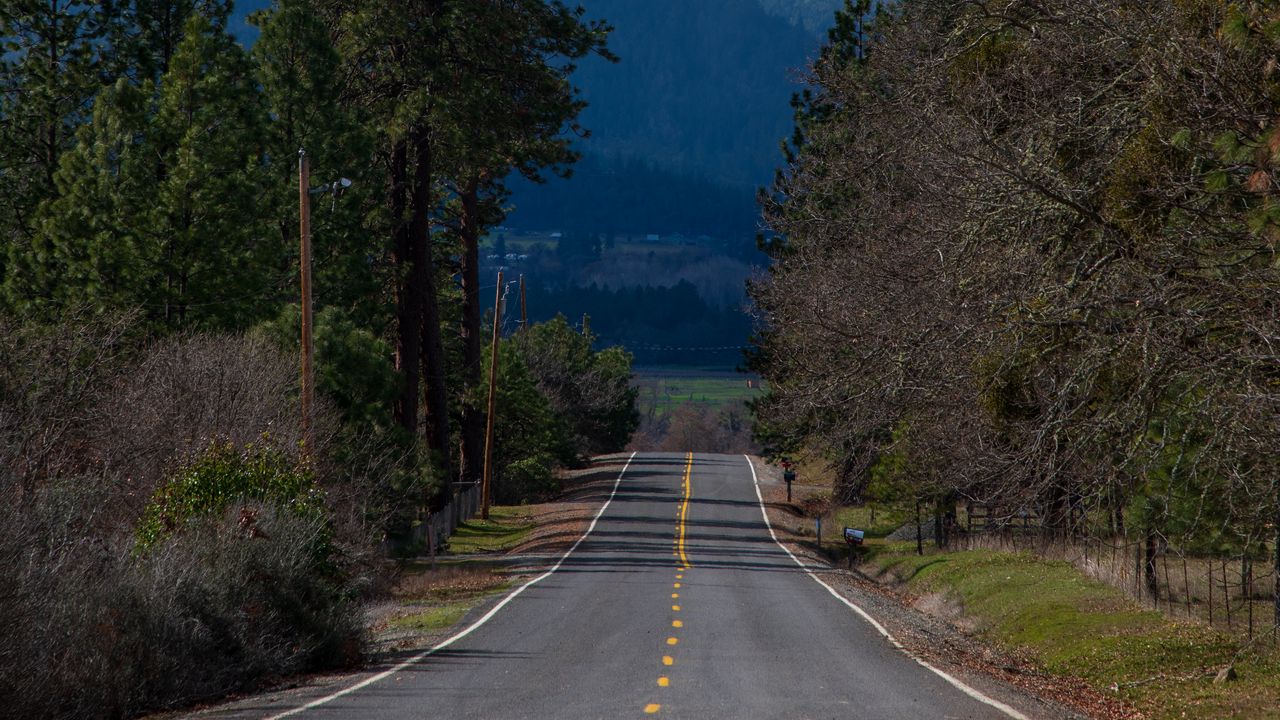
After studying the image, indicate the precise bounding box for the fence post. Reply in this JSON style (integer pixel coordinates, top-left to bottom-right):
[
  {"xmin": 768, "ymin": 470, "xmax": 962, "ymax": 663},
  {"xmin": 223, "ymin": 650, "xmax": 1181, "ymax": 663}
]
[
  {"xmin": 1208, "ymin": 561, "xmax": 1214, "ymax": 627},
  {"xmin": 1245, "ymin": 554, "xmax": 1254, "ymax": 641},
  {"xmin": 1162, "ymin": 548, "xmax": 1173, "ymax": 614},
  {"xmin": 1224, "ymin": 559, "xmax": 1232, "ymax": 630},
  {"xmin": 1181, "ymin": 554, "xmax": 1191, "ymax": 618}
]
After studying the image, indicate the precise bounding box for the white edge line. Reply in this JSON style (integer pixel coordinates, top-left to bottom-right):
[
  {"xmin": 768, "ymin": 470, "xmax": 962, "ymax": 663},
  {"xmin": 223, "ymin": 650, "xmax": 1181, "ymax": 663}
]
[
  {"xmin": 263, "ymin": 451, "xmax": 639, "ymax": 720},
  {"xmin": 743, "ymin": 454, "xmax": 1030, "ymax": 720}
]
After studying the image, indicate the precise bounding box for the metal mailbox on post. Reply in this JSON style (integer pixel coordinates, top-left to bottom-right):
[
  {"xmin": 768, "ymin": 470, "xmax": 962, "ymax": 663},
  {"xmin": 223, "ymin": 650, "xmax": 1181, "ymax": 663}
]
[{"xmin": 843, "ymin": 527, "xmax": 865, "ymax": 569}]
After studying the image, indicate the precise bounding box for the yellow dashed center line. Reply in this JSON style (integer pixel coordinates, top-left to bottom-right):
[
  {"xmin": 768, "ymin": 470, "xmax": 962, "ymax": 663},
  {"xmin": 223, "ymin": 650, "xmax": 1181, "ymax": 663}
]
[
  {"xmin": 677, "ymin": 451, "xmax": 693, "ymax": 568},
  {"xmin": 646, "ymin": 454, "xmax": 697, "ymax": 716}
]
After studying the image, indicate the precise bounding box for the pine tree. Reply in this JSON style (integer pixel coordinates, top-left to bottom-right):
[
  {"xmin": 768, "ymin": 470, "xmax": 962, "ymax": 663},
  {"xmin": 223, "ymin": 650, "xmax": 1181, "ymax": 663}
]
[
  {"xmin": 107, "ymin": 0, "xmax": 233, "ymax": 83},
  {"xmin": 24, "ymin": 11, "xmax": 274, "ymax": 329},
  {"xmin": 252, "ymin": 0, "xmax": 380, "ymax": 326},
  {"xmin": 0, "ymin": 1, "xmax": 108, "ymax": 301}
]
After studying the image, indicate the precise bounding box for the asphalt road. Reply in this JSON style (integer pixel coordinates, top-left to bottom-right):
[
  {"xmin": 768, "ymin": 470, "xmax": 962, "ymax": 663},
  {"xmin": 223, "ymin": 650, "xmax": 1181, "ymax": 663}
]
[{"xmin": 263, "ymin": 452, "xmax": 1023, "ymax": 719}]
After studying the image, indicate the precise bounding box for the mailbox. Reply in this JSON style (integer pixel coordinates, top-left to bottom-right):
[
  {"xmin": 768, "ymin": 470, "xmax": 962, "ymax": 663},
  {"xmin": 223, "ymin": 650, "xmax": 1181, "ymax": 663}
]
[
  {"xmin": 783, "ymin": 470, "xmax": 796, "ymax": 483},
  {"xmin": 843, "ymin": 528, "xmax": 864, "ymax": 545}
]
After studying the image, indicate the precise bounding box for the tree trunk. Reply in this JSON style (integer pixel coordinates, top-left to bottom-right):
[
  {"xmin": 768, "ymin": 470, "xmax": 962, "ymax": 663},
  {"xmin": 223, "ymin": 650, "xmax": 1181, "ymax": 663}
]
[
  {"xmin": 390, "ymin": 139, "xmax": 419, "ymax": 436},
  {"xmin": 457, "ymin": 180, "xmax": 484, "ymax": 488},
  {"xmin": 410, "ymin": 128, "xmax": 451, "ymax": 482}
]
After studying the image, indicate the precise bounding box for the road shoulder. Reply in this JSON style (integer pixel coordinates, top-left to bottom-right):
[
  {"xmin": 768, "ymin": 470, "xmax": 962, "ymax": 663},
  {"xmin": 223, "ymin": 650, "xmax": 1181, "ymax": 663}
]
[{"xmin": 746, "ymin": 456, "xmax": 1124, "ymax": 720}]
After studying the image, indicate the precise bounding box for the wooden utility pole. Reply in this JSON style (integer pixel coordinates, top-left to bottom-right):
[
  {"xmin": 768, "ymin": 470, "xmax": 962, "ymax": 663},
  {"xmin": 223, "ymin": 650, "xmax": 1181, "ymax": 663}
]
[
  {"xmin": 298, "ymin": 149, "xmax": 314, "ymax": 452},
  {"xmin": 519, "ymin": 274, "xmax": 528, "ymax": 330},
  {"xmin": 481, "ymin": 271, "xmax": 504, "ymax": 520}
]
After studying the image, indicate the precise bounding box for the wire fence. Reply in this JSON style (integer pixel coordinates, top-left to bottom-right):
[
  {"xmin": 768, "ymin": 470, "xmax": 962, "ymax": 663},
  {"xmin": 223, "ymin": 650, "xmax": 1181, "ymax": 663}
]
[{"xmin": 954, "ymin": 529, "xmax": 1280, "ymax": 643}]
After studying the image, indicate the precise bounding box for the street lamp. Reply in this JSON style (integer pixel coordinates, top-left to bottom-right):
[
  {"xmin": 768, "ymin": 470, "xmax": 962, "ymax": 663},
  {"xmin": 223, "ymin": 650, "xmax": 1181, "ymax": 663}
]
[{"xmin": 297, "ymin": 148, "xmax": 352, "ymax": 454}]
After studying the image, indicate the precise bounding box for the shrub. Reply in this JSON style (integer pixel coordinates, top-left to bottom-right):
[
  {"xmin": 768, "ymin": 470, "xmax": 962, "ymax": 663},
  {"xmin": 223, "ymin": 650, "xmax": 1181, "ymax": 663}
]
[
  {"xmin": 495, "ymin": 454, "xmax": 558, "ymax": 505},
  {"xmin": 137, "ymin": 440, "xmax": 326, "ymax": 551},
  {"xmin": 0, "ymin": 478, "xmax": 362, "ymax": 719}
]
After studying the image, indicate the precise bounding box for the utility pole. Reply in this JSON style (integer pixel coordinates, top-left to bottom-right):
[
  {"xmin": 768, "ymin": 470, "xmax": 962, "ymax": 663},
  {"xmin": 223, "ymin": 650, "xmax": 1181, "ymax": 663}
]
[
  {"xmin": 298, "ymin": 149, "xmax": 314, "ymax": 453},
  {"xmin": 519, "ymin": 274, "xmax": 528, "ymax": 330},
  {"xmin": 582, "ymin": 313, "xmax": 590, "ymax": 337},
  {"xmin": 481, "ymin": 271, "xmax": 504, "ymax": 520}
]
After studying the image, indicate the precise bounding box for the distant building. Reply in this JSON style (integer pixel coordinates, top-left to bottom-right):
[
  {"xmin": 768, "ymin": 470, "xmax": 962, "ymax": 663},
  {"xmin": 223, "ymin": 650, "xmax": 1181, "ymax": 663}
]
[{"xmin": 645, "ymin": 233, "xmax": 660, "ymax": 243}]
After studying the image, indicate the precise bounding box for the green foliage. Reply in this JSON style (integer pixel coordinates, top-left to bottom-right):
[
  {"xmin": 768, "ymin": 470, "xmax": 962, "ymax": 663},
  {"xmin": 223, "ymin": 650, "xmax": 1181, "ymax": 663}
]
[
  {"xmin": 485, "ymin": 337, "xmax": 570, "ymax": 503},
  {"xmin": 0, "ymin": 1, "xmax": 108, "ymax": 301},
  {"xmin": 255, "ymin": 305, "xmax": 399, "ymax": 432},
  {"xmin": 14, "ymin": 12, "xmax": 277, "ymax": 329},
  {"xmin": 515, "ymin": 314, "xmax": 640, "ymax": 458},
  {"xmin": 137, "ymin": 440, "xmax": 326, "ymax": 550}
]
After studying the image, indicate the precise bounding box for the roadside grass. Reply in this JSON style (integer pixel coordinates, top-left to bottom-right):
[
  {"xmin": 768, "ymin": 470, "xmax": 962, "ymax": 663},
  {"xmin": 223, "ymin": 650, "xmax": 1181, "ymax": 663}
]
[
  {"xmin": 389, "ymin": 602, "xmax": 474, "ymax": 632},
  {"xmin": 866, "ymin": 545, "xmax": 1280, "ymax": 718},
  {"xmin": 447, "ymin": 506, "xmax": 535, "ymax": 554},
  {"xmin": 826, "ymin": 505, "xmax": 909, "ymax": 540},
  {"xmin": 385, "ymin": 564, "xmax": 514, "ymax": 639}
]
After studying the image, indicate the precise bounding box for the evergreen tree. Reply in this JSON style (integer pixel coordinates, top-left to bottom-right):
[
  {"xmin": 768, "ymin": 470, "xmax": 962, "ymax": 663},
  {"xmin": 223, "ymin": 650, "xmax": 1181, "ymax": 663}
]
[
  {"xmin": 107, "ymin": 0, "xmax": 233, "ymax": 83},
  {"xmin": 21, "ymin": 12, "xmax": 274, "ymax": 329},
  {"xmin": 0, "ymin": 1, "xmax": 108, "ymax": 299},
  {"xmin": 251, "ymin": 0, "xmax": 381, "ymax": 326}
]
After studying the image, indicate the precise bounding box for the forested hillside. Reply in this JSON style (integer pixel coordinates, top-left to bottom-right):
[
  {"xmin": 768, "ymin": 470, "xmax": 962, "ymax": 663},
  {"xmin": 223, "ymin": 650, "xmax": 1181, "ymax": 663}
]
[
  {"xmin": 505, "ymin": 0, "xmax": 836, "ymax": 238},
  {"xmin": 753, "ymin": 0, "xmax": 1280, "ymax": 580}
]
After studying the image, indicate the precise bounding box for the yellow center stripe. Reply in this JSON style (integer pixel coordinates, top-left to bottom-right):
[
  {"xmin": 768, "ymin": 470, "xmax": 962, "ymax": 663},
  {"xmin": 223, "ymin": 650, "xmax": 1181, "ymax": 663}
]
[{"xmin": 677, "ymin": 451, "xmax": 693, "ymax": 568}]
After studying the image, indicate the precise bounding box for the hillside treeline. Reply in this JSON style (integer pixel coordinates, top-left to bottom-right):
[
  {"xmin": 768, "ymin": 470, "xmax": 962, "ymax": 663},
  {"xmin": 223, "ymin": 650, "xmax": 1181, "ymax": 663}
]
[
  {"xmin": 520, "ymin": 281, "xmax": 753, "ymax": 365},
  {"xmin": 752, "ymin": 1, "xmax": 1279, "ymax": 560},
  {"xmin": 0, "ymin": 1, "xmax": 635, "ymax": 715}
]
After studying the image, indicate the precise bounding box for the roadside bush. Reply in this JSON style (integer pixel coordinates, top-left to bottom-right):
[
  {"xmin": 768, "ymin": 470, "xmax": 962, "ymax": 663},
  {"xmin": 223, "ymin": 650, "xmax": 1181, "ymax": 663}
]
[
  {"xmin": 94, "ymin": 331, "xmax": 336, "ymax": 517},
  {"xmin": 137, "ymin": 441, "xmax": 327, "ymax": 552},
  {"xmin": 0, "ymin": 478, "xmax": 362, "ymax": 719},
  {"xmin": 0, "ymin": 317, "xmax": 387, "ymax": 718},
  {"xmin": 494, "ymin": 454, "xmax": 558, "ymax": 505},
  {"xmin": 0, "ymin": 308, "xmax": 137, "ymax": 486}
]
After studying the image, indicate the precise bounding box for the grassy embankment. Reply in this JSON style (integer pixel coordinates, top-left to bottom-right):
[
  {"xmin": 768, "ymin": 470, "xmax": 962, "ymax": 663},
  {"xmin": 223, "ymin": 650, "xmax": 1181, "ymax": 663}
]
[
  {"xmin": 847, "ymin": 536, "xmax": 1280, "ymax": 718},
  {"xmin": 388, "ymin": 507, "xmax": 535, "ymax": 632}
]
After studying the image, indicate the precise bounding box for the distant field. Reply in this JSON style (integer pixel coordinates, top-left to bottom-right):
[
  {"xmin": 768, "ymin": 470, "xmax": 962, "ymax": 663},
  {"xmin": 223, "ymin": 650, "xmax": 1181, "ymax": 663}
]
[{"xmin": 632, "ymin": 366, "xmax": 765, "ymax": 416}]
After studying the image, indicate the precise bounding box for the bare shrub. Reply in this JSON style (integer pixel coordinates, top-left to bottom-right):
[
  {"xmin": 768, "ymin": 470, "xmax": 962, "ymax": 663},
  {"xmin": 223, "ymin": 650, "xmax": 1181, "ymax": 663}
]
[
  {"xmin": 0, "ymin": 478, "xmax": 362, "ymax": 719},
  {"xmin": 0, "ymin": 309, "xmax": 137, "ymax": 488},
  {"xmin": 95, "ymin": 332, "xmax": 340, "ymax": 516},
  {"xmin": 0, "ymin": 319, "xmax": 393, "ymax": 718}
]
